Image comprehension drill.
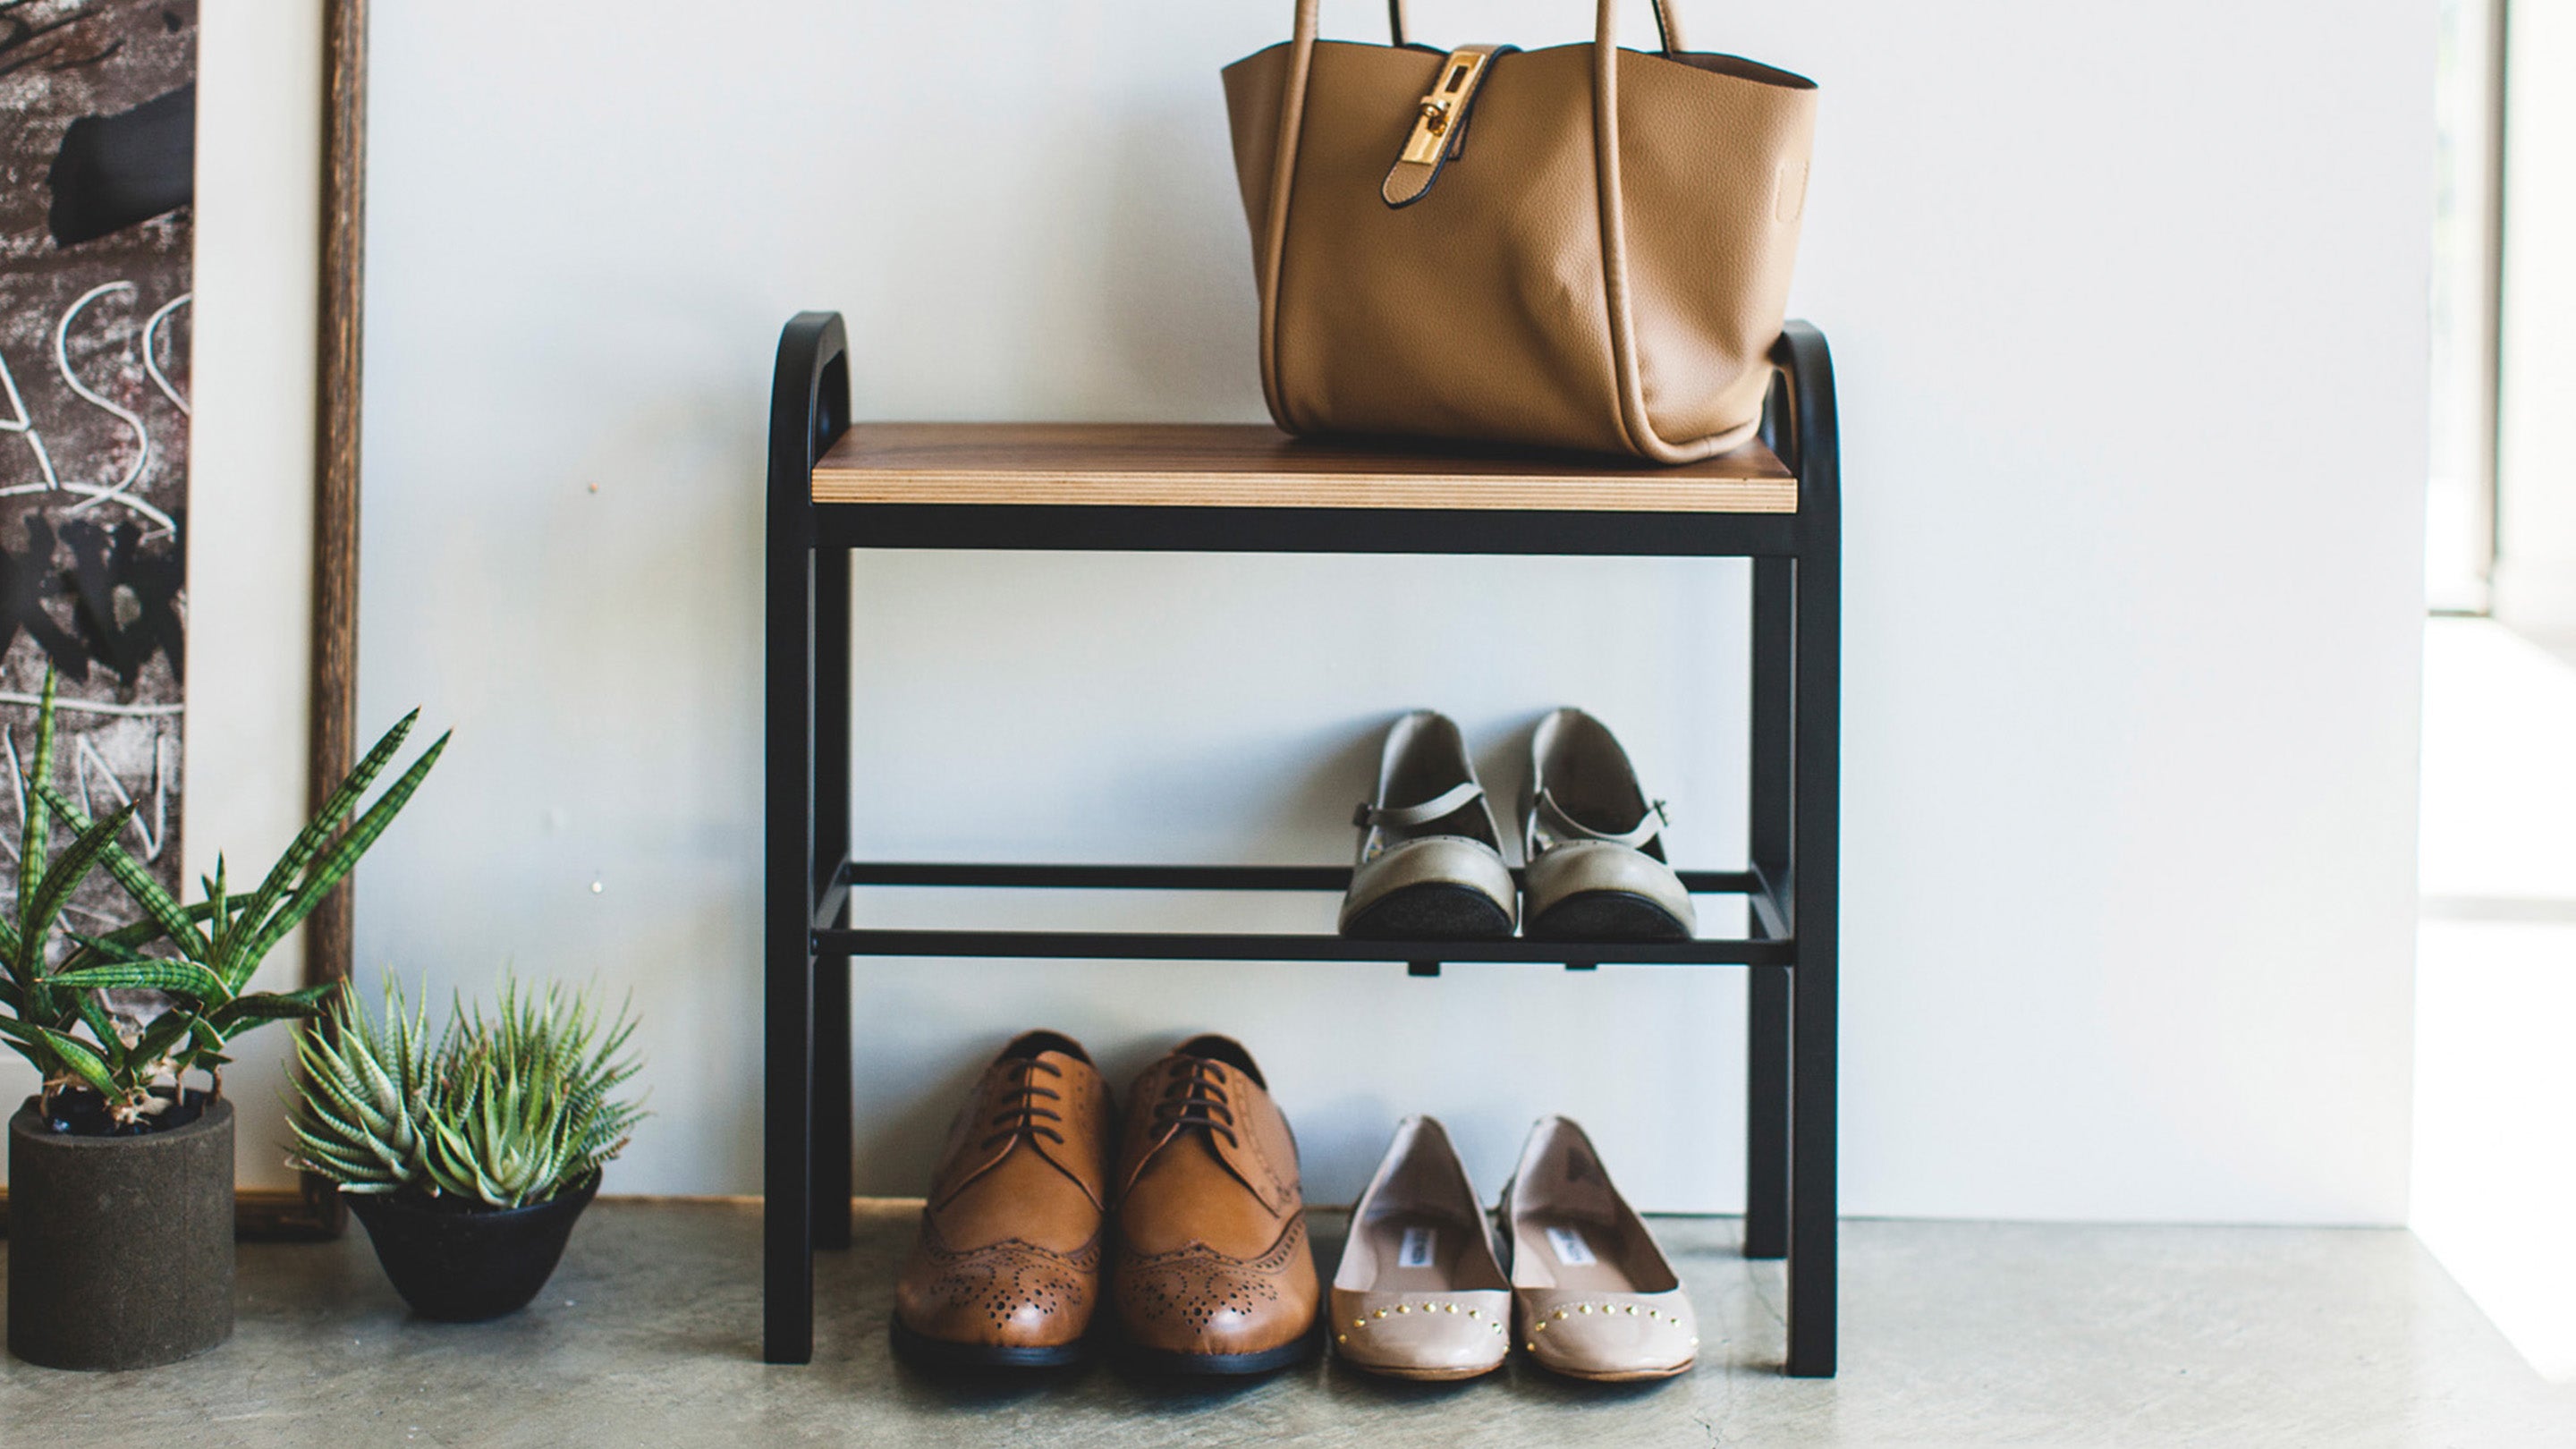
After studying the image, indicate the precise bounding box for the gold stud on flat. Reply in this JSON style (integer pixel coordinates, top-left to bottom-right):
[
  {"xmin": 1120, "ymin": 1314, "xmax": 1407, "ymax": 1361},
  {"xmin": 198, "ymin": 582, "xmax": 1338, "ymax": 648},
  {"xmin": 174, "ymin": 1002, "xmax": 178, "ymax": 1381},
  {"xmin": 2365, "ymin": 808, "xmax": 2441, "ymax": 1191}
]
[
  {"xmin": 1624, "ymin": 1305, "xmax": 1639, "ymax": 1315},
  {"xmin": 1555, "ymin": 1309, "xmax": 1569, "ymax": 1320},
  {"xmin": 1396, "ymin": 1304, "xmax": 1411, "ymax": 1314},
  {"xmin": 1534, "ymin": 1321, "xmax": 1547, "ymax": 1333},
  {"xmin": 1467, "ymin": 1309, "xmax": 1480, "ymax": 1319},
  {"xmin": 1445, "ymin": 1303, "xmax": 1458, "ymax": 1313},
  {"xmin": 1579, "ymin": 1304, "xmax": 1593, "ymax": 1314},
  {"xmin": 1525, "ymin": 1342, "xmax": 1538, "ymax": 1352},
  {"xmin": 1352, "ymin": 1318, "xmax": 1367, "ymax": 1329},
  {"xmin": 1374, "ymin": 1309, "xmax": 1388, "ymax": 1318},
  {"xmin": 1337, "ymin": 1334, "xmax": 1349, "ymax": 1344}
]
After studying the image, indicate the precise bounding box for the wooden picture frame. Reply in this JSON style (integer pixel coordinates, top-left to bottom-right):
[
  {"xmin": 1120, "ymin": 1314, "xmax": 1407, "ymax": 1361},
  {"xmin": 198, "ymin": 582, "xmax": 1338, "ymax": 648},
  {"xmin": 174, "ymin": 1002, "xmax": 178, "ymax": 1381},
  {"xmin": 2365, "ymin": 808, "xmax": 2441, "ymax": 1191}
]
[
  {"xmin": 259, "ymin": 0, "xmax": 370, "ymax": 1242},
  {"xmin": 0, "ymin": 0, "xmax": 368, "ymax": 1242}
]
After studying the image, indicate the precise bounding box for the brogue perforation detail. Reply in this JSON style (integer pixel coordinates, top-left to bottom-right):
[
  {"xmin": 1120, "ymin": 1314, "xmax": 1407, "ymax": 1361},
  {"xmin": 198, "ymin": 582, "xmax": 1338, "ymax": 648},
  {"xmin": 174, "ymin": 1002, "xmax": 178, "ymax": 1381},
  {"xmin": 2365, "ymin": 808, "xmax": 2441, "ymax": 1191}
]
[
  {"xmin": 1113, "ymin": 1213, "xmax": 1308, "ymax": 1334},
  {"xmin": 905, "ymin": 1221, "xmax": 1102, "ymax": 1333}
]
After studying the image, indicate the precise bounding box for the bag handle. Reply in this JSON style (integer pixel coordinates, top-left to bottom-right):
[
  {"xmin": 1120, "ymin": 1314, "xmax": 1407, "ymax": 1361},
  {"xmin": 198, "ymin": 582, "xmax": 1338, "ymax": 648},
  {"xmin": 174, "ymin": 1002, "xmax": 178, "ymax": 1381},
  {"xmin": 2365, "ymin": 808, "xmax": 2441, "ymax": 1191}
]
[
  {"xmin": 1259, "ymin": 0, "xmax": 1691, "ymax": 460},
  {"xmin": 1384, "ymin": 0, "xmax": 1684, "ymax": 54}
]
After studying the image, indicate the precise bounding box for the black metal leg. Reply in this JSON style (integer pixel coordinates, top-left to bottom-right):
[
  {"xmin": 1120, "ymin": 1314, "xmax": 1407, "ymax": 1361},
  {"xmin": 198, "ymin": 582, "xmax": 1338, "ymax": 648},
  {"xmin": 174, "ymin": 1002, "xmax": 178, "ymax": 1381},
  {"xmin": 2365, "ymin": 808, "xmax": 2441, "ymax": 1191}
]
[
  {"xmin": 1746, "ymin": 967, "xmax": 1790, "ymax": 1258},
  {"xmin": 810, "ymin": 963, "xmax": 852, "ymax": 1250},
  {"xmin": 810, "ymin": 547, "xmax": 853, "ymax": 1252},
  {"xmin": 763, "ymin": 538, "xmax": 817, "ymax": 1364},
  {"xmin": 764, "ymin": 312, "xmax": 848, "ymax": 1366},
  {"xmin": 1778, "ymin": 326, "xmax": 1841, "ymax": 1379},
  {"xmin": 1745, "ymin": 557, "xmax": 1792, "ymax": 1260}
]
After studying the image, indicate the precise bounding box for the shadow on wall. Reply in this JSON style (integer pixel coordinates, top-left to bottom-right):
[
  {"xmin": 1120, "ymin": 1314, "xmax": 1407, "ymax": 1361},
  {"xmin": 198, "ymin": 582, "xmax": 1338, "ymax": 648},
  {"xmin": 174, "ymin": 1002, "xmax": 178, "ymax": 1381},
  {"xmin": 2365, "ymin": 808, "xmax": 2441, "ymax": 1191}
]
[{"xmin": 1086, "ymin": 100, "xmax": 1260, "ymax": 420}]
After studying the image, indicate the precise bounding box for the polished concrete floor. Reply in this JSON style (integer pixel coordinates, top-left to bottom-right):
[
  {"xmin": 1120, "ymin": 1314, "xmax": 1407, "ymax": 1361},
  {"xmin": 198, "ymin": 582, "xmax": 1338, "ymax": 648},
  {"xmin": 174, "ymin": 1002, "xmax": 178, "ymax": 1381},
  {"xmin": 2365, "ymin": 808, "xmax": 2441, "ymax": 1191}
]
[{"xmin": 3, "ymin": 1199, "xmax": 2570, "ymax": 1447}]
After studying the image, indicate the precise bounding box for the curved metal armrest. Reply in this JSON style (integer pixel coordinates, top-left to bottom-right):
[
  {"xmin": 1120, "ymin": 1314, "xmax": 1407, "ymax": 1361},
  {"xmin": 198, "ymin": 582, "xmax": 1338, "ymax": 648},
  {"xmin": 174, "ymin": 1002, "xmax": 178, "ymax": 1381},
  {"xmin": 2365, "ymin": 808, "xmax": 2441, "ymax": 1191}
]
[
  {"xmin": 768, "ymin": 311, "xmax": 852, "ymax": 529},
  {"xmin": 1763, "ymin": 321, "xmax": 1839, "ymax": 521}
]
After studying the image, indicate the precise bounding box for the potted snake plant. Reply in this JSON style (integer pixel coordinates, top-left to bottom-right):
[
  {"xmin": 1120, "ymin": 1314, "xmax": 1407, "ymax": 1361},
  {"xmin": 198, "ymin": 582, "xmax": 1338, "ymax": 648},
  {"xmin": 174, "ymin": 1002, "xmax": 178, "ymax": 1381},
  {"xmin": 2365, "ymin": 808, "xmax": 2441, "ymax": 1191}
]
[
  {"xmin": 2, "ymin": 672, "xmax": 446, "ymax": 1369},
  {"xmin": 287, "ymin": 974, "xmax": 642, "ymax": 1321}
]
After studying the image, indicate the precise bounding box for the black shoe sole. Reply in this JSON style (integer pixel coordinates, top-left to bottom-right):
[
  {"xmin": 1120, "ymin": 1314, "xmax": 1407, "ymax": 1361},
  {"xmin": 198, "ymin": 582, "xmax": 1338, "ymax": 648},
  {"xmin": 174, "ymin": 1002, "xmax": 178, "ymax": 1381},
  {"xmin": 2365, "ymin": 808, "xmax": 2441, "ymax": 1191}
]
[
  {"xmin": 1341, "ymin": 882, "xmax": 1514, "ymax": 941},
  {"xmin": 889, "ymin": 1316, "xmax": 1089, "ymax": 1370},
  {"xmin": 1118, "ymin": 1332, "xmax": 1318, "ymax": 1377},
  {"xmin": 1527, "ymin": 890, "xmax": 1692, "ymax": 942}
]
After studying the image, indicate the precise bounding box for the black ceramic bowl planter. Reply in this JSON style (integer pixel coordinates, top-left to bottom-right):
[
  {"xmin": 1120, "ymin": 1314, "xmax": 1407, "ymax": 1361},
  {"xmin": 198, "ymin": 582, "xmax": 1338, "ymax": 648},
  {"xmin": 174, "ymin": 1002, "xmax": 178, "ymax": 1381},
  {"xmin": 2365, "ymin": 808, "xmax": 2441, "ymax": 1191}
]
[
  {"xmin": 344, "ymin": 1173, "xmax": 600, "ymax": 1321},
  {"xmin": 6, "ymin": 1094, "xmax": 235, "ymax": 1370}
]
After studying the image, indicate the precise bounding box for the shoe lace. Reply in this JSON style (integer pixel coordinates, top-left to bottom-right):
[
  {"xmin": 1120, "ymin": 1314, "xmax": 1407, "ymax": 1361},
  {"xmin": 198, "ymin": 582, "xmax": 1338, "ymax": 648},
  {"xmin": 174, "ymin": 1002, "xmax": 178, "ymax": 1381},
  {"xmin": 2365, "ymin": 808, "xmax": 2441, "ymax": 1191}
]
[
  {"xmin": 978, "ymin": 1059, "xmax": 1067, "ymax": 1151},
  {"xmin": 1152, "ymin": 1059, "xmax": 1240, "ymax": 1148}
]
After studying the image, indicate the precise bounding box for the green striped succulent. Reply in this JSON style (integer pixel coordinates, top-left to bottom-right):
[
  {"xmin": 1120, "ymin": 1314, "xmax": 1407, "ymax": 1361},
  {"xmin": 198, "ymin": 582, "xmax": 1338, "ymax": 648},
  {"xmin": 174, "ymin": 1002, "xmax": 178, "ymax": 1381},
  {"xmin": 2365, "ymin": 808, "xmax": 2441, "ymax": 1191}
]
[
  {"xmin": 289, "ymin": 975, "xmax": 643, "ymax": 1211},
  {"xmin": 0, "ymin": 666, "xmax": 448, "ymax": 1130}
]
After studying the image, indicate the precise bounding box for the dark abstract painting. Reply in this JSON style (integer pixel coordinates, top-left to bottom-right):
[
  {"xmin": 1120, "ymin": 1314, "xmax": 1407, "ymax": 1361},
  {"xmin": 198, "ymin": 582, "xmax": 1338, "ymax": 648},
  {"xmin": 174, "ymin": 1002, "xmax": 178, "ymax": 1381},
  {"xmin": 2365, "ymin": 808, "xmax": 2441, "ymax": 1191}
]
[{"xmin": 0, "ymin": 0, "xmax": 193, "ymax": 918}]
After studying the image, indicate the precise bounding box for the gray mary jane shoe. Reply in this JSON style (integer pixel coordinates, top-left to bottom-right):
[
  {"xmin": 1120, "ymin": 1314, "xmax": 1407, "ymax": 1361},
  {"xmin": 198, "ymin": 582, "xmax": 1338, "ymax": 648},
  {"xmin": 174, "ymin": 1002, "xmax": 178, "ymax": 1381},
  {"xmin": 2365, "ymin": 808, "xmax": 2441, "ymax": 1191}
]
[
  {"xmin": 1338, "ymin": 710, "xmax": 1517, "ymax": 939},
  {"xmin": 1521, "ymin": 708, "xmax": 1697, "ymax": 940}
]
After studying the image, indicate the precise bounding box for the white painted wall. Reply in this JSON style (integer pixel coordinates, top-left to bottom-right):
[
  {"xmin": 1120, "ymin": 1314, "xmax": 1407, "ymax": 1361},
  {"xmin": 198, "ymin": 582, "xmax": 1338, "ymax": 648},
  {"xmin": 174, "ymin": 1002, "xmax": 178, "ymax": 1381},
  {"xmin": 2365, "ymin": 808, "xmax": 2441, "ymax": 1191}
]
[{"xmin": 338, "ymin": 1, "xmax": 2432, "ymax": 1221}]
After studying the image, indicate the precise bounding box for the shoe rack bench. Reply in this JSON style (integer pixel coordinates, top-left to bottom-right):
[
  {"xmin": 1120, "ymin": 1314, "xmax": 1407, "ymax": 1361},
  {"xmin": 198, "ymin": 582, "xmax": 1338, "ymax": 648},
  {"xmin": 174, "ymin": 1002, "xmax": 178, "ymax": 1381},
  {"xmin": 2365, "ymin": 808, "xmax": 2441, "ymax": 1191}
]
[{"xmin": 764, "ymin": 311, "xmax": 1841, "ymax": 1377}]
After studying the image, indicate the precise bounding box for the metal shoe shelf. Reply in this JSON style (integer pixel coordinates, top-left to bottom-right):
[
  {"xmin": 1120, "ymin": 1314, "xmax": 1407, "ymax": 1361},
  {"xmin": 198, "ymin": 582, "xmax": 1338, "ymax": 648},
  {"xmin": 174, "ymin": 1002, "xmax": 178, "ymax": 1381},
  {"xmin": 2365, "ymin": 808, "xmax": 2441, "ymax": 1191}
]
[{"xmin": 764, "ymin": 310, "xmax": 1841, "ymax": 1377}]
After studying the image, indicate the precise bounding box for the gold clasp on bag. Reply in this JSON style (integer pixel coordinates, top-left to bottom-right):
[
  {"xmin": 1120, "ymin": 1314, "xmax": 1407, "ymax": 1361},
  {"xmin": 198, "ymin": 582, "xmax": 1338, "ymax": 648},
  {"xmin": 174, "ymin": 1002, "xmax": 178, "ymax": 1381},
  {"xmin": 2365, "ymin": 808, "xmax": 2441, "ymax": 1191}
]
[{"xmin": 1398, "ymin": 48, "xmax": 1491, "ymax": 165}]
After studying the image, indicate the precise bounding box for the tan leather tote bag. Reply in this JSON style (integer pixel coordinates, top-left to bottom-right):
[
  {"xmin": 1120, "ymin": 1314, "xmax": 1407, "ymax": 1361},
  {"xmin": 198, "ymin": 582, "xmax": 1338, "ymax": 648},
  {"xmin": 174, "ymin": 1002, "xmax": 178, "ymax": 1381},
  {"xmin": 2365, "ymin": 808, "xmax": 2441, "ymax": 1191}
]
[{"xmin": 1222, "ymin": 0, "xmax": 1817, "ymax": 463}]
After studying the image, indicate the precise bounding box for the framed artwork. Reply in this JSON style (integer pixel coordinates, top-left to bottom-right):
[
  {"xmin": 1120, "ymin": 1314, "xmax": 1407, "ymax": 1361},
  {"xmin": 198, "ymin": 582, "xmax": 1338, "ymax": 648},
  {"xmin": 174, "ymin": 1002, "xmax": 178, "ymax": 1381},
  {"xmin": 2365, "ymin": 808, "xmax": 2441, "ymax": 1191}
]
[{"xmin": 0, "ymin": 0, "xmax": 367, "ymax": 1238}]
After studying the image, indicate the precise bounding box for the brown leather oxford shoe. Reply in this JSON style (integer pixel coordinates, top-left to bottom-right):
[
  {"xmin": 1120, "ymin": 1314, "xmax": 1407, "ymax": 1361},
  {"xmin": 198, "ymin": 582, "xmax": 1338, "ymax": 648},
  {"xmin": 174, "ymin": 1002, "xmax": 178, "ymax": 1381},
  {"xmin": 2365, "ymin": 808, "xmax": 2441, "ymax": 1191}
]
[
  {"xmin": 1108, "ymin": 1034, "xmax": 1320, "ymax": 1374},
  {"xmin": 891, "ymin": 1030, "xmax": 1113, "ymax": 1368}
]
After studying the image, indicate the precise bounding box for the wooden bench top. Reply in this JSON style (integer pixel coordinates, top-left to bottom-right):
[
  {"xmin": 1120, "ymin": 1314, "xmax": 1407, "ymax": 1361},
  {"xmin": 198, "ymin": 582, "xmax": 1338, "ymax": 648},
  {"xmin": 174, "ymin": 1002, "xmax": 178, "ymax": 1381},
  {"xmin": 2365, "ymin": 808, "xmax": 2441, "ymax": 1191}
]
[{"xmin": 810, "ymin": 423, "xmax": 1797, "ymax": 513}]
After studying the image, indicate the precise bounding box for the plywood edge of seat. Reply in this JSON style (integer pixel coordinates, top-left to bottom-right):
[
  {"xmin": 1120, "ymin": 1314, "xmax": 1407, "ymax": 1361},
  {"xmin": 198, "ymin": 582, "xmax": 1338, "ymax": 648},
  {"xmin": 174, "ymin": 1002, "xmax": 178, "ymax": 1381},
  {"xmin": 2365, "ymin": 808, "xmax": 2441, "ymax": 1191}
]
[{"xmin": 809, "ymin": 423, "xmax": 1798, "ymax": 514}]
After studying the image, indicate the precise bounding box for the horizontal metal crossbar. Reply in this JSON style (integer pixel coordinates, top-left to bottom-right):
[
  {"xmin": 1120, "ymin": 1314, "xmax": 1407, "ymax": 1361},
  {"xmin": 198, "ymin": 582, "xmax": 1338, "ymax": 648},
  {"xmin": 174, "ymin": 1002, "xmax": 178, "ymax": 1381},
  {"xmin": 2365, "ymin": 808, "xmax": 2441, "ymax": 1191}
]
[
  {"xmin": 808, "ymin": 926, "xmax": 1792, "ymax": 967},
  {"xmin": 839, "ymin": 860, "xmax": 1755, "ymax": 894},
  {"xmin": 814, "ymin": 860, "xmax": 1789, "ymax": 966}
]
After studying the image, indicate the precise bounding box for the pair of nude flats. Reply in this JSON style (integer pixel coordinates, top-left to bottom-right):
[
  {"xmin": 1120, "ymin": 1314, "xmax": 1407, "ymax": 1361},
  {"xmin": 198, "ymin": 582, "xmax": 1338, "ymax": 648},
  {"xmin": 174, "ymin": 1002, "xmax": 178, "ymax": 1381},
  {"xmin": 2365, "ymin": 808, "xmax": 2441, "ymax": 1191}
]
[
  {"xmin": 1330, "ymin": 1115, "xmax": 1698, "ymax": 1382},
  {"xmin": 1340, "ymin": 708, "xmax": 1695, "ymax": 942}
]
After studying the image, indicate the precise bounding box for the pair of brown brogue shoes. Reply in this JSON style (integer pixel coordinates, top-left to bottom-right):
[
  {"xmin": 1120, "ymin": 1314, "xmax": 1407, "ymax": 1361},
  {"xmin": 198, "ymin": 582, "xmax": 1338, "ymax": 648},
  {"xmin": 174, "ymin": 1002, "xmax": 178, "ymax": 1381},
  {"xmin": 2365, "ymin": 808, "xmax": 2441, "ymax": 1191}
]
[{"xmin": 890, "ymin": 1030, "xmax": 1319, "ymax": 1374}]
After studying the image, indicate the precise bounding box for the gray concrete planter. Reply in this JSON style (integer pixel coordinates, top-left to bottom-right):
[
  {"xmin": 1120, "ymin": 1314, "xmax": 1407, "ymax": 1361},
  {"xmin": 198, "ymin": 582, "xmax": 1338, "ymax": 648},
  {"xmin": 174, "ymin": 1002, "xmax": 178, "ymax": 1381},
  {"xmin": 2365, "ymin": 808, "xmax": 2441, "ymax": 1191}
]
[{"xmin": 7, "ymin": 1096, "xmax": 234, "ymax": 1370}]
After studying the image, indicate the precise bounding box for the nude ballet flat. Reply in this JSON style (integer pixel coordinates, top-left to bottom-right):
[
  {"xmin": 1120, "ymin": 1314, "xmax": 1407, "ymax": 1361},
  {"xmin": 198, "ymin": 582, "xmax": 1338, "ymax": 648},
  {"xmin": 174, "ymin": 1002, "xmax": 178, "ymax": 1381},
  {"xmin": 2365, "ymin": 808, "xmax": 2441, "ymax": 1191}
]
[
  {"xmin": 1500, "ymin": 1117, "xmax": 1699, "ymax": 1381},
  {"xmin": 1328, "ymin": 1116, "xmax": 1511, "ymax": 1380}
]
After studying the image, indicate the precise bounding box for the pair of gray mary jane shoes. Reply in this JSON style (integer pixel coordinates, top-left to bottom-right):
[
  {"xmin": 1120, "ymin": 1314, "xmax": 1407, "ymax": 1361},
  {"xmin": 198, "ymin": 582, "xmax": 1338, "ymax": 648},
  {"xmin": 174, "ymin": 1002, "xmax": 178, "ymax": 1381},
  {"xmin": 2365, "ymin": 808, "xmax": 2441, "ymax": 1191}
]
[{"xmin": 1339, "ymin": 708, "xmax": 1696, "ymax": 942}]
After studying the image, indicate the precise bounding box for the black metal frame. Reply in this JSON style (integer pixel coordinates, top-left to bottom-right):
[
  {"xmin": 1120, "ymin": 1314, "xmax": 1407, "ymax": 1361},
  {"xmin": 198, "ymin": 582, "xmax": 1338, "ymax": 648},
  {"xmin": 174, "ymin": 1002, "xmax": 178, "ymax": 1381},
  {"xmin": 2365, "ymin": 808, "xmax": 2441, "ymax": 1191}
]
[{"xmin": 763, "ymin": 311, "xmax": 1840, "ymax": 1377}]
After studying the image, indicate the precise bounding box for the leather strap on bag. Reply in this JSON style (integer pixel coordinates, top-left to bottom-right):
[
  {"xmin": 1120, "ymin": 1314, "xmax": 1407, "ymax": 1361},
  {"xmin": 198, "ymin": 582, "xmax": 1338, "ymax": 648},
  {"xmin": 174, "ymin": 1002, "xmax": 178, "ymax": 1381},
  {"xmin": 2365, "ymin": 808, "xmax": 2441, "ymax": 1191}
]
[
  {"xmin": 1260, "ymin": 0, "xmax": 1704, "ymax": 462},
  {"xmin": 1384, "ymin": 0, "xmax": 1683, "ymax": 52}
]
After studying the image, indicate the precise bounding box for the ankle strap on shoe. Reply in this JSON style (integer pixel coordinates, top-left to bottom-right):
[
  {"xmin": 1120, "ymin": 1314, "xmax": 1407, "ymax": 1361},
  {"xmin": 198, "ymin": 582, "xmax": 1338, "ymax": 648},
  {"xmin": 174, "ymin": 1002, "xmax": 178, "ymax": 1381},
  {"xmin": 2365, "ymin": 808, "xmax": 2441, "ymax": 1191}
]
[
  {"xmin": 1531, "ymin": 788, "xmax": 1669, "ymax": 850},
  {"xmin": 1354, "ymin": 781, "xmax": 1487, "ymax": 830}
]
